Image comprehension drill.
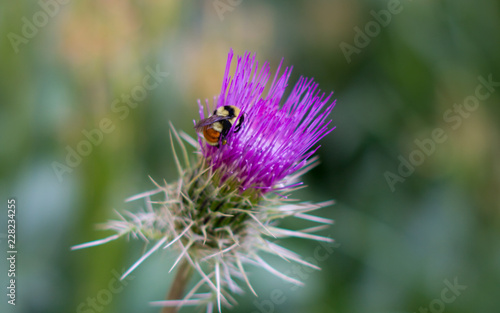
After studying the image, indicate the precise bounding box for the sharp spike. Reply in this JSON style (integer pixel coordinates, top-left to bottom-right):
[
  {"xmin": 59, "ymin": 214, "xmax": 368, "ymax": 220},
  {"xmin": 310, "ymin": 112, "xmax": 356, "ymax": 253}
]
[
  {"xmin": 71, "ymin": 234, "xmax": 121, "ymax": 250},
  {"xmin": 121, "ymin": 237, "xmax": 167, "ymax": 280},
  {"xmin": 253, "ymin": 255, "xmax": 304, "ymax": 286},
  {"xmin": 215, "ymin": 261, "xmax": 222, "ymax": 313},
  {"xmin": 235, "ymin": 255, "xmax": 258, "ymax": 297}
]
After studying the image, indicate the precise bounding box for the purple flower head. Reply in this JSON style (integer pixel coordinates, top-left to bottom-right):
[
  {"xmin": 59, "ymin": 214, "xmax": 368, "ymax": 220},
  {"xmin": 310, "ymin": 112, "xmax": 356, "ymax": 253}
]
[{"xmin": 197, "ymin": 49, "xmax": 336, "ymax": 194}]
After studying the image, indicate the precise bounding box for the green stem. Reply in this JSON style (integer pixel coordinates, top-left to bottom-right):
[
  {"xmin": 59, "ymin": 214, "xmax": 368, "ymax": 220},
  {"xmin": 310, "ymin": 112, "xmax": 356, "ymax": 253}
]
[{"xmin": 161, "ymin": 259, "xmax": 193, "ymax": 313}]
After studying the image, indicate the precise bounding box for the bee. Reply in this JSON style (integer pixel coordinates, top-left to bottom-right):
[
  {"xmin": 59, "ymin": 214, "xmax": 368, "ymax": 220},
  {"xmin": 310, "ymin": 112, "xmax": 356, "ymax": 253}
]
[{"xmin": 194, "ymin": 105, "xmax": 244, "ymax": 147}]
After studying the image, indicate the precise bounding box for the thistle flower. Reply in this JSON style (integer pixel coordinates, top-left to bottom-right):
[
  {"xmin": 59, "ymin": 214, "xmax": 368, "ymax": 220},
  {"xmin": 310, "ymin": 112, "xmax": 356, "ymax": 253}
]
[{"xmin": 72, "ymin": 49, "xmax": 336, "ymax": 313}]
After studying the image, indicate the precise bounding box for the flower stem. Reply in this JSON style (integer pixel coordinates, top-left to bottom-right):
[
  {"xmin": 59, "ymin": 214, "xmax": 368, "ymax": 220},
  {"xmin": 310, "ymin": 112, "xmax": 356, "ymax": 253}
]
[{"xmin": 161, "ymin": 258, "xmax": 193, "ymax": 313}]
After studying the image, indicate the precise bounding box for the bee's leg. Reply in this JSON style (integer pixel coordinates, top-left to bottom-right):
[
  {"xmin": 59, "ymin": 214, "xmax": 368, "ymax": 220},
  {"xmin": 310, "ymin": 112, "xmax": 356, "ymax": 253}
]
[
  {"xmin": 220, "ymin": 120, "xmax": 232, "ymax": 146},
  {"xmin": 234, "ymin": 115, "xmax": 244, "ymax": 133},
  {"xmin": 234, "ymin": 124, "xmax": 242, "ymax": 133}
]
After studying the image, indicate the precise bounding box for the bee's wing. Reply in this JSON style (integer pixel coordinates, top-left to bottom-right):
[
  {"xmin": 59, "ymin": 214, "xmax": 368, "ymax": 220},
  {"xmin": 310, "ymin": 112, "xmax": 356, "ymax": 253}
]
[{"xmin": 194, "ymin": 115, "xmax": 230, "ymax": 131}]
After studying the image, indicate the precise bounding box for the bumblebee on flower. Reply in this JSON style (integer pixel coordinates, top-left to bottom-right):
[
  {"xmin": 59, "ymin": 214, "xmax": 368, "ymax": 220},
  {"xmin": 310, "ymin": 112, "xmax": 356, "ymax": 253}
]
[{"xmin": 194, "ymin": 105, "xmax": 244, "ymax": 147}]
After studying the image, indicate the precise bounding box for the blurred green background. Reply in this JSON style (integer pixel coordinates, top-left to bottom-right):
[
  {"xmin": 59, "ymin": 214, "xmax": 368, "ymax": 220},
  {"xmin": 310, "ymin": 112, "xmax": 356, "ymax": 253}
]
[{"xmin": 1, "ymin": 0, "xmax": 500, "ymax": 312}]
